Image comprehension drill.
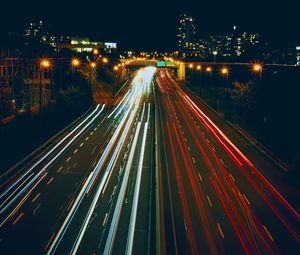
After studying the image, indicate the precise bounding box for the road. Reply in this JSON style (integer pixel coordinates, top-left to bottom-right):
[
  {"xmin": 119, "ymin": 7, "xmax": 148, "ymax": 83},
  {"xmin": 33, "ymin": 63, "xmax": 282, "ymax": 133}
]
[
  {"xmin": 155, "ymin": 68, "xmax": 300, "ymax": 255},
  {"xmin": 0, "ymin": 67, "xmax": 156, "ymax": 255},
  {"xmin": 0, "ymin": 66, "xmax": 299, "ymax": 255}
]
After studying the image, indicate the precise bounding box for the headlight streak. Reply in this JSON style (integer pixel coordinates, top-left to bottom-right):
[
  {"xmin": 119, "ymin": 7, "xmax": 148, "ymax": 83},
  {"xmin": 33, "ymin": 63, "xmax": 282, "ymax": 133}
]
[
  {"xmin": 0, "ymin": 105, "xmax": 101, "ymax": 203},
  {"xmin": 0, "ymin": 105, "xmax": 105, "ymax": 216},
  {"xmin": 47, "ymin": 67, "xmax": 156, "ymax": 255},
  {"xmin": 103, "ymin": 122, "xmax": 142, "ymax": 255},
  {"xmin": 126, "ymin": 120, "xmax": 148, "ymax": 255}
]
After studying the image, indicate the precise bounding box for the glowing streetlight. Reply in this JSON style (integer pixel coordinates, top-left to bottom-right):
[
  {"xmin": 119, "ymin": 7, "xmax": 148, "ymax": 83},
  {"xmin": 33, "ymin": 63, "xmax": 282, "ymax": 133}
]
[
  {"xmin": 39, "ymin": 58, "xmax": 52, "ymax": 112},
  {"xmin": 221, "ymin": 67, "xmax": 229, "ymax": 75},
  {"xmin": 188, "ymin": 63, "xmax": 194, "ymax": 69},
  {"xmin": 206, "ymin": 66, "xmax": 212, "ymax": 72},
  {"xmin": 213, "ymin": 51, "xmax": 218, "ymax": 63},
  {"xmin": 40, "ymin": 58, "xmax": 51, "ymax": 69},
  {"xmin": 71, "ymin": 58, "xmax": 80, "ymax": 68},
  {"xmin": 252, "ymin": 63, "xmax": 262, "ymax": 73},
  {"xmin": 113, "ymin": 66, "xmax": 119, "ymax": 71},
  {"xmin": 90, "ymin": 62, "xmax": 96, "ymax": 68},
  {"xmin": 196, "ymin": 65, "xmax": 202, "ymax": 71},
  {"xmin": 102, "ymin": 57, "xmax": 108, "ymax": 64},
  {"xmin": 93, "ymin": 49, "xmax": 99, "ymax": 55}
]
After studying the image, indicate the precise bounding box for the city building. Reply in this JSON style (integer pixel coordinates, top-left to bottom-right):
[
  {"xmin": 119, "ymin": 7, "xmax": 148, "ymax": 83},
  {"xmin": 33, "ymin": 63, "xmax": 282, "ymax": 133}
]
[
  {"xmin": 24, "ymin": 20, "xmax": 70, "ymax": 48},
  {"xmin": 296, "ymin": 46, "xmax": 300, "ymax": 66},
  {"xmin": 191, "ymin": 27, "xmax": 260, "ymax": 60},
  {"xmin": 56, "ymin": 37, "xmax": 117, "ymax": 54},
  {"xmin": 177, "ymin": 14, "xmax": 197, "ymax": 58}
]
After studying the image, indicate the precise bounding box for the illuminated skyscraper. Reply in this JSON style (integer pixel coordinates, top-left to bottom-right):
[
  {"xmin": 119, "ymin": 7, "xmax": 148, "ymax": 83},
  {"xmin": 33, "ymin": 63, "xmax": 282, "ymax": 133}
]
[{"xmin": 177, "ymin": 14, "xmax": 197, "ymax": 58}]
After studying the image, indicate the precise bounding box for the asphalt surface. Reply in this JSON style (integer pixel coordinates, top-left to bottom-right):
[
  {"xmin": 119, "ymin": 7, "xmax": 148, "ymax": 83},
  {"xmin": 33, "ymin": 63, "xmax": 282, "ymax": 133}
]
[
  {"xmin": 0, "ymin": 67, "xmax": 299, "ymax": 255},
  {"xmin": 155, "ymin": 68, "xmax": 300, "ymax": 255},
  {"xmin": 0, "ymin": 67, "xmax": 156, "ymax": 255}
]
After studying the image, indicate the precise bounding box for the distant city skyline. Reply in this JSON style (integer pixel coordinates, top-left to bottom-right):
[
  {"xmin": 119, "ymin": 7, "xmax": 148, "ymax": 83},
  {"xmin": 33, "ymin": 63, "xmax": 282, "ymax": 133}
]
[{"xmin": 1, "ymin": 0, "xmax": 299, "ymax": 50}]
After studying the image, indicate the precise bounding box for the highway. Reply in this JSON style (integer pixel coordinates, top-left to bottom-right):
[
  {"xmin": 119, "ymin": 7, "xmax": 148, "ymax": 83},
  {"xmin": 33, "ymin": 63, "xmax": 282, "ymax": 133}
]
[
  {"xmin": 0, "ymin": 66, "xmax": 299, "ymax": 255},
  {"xmin": 0, "ymin": 67, "xmax": 156, "ymax": 255},
  {"xmin": 155, "ymin": 69, "xmax": 300, "ymax": 255}
]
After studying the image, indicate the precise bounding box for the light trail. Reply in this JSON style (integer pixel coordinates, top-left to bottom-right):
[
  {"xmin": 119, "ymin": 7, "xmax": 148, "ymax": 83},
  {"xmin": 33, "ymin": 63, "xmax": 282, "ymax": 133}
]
[
  {"xmin": 47, "ymin": 67, "xmax": 156, "ymax": 255},
  {"xmin": 0, "ymin": 105, "xmax": 105, "ymax": 216},
  {"xmin": 126, "ymin": 121, "xmax": 148, "ymax": 255},
  {"xmin": 0, "ymin": 105, "xmax": 101, "ymax": 202},
  {"xmin": 103, "ymin": 122, "xmax": 142, "ymax": 255}
]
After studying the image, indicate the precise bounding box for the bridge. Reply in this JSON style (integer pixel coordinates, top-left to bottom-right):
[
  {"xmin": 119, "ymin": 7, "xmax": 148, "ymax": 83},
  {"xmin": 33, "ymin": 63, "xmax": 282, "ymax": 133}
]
[{"xmin": 122, "ymin": 58, "xmax": 299, "ymax": 81}]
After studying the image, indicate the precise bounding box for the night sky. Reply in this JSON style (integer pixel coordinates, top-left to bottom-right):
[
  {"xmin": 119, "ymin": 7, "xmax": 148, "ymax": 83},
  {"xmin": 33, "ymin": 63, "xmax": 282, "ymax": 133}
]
[{"xmin": 1, "ymin": 0, "xmax": 299, "ymax": 51}]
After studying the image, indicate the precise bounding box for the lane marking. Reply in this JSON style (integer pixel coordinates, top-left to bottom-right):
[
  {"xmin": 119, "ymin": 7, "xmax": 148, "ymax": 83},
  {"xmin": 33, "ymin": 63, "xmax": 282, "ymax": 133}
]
[
  {"xmin": 198, "ymin": 173, "xmax": 203, "ymax": 182},
  {"xmin": 12, "ymin": 212, "xmax": 24, "ymax": 225},
  {"xmin": 33, "ymin": 204, "xmax": 41, "ymax": 215},
  {"xmin": 73, "ymin": 163, "xmax": 77, "ymax": 169},
  {"xmin": 45, "ymin": 233, "xmax": 56, "ymax": 251},
  {"xmin": 103, "ymin": 213, "xmax": 109, "ymax": 226},
  {"xmin": 220, "ymin": 159, "xmax": 224, "ymax": 165},
  {"xmin": 206, "ymin": 195, "xmax": 213, "ymax": 207},
  {"xmin": 31, "ymin": 193, "xmax": 41, "ymax": 203},
  {"xmin": 66, "ymin": 157, "xmax": 71, "ymax": 163},
  {"xmin": 47, "ymin": 177, "xmax": 54, "ymax": 185},
  {"xmin": 192, "ymin": 157, "xmax": 196, "ymax": 164},
  {"xmin": 67, "ymin": 199, "xmax": 74, "ymax": 212},
  {"xmin": 80, "ymin": 143, "xmax": 84, "ymax": 147},
  {"xmin": 57, "ymin": 166, "xmax": 63, "ymax": 173},
  {"xmin": 217, "ymin": 222, "xmax": 224, "ymax": 239},
  {"xmin": 243, "ymin": 194, "xmax": 251, "ymax": 205},
  {"xmin": 91, "ymin": 146, "xmax": 97, "ymax": 155},
  {"xmin": 263, "ymin": 225, "xmax": 274, "ymax": 241},
  {"xmin": 229, "ymin": 174, "xmax": 235, "ymax": 182},
  {"xmin": 85, "ymin": 137, "xmax": 89, "ymax": 141},
  {"xmin": 74, "ymin": 149, "xmax": 78, "ymax": 154}
]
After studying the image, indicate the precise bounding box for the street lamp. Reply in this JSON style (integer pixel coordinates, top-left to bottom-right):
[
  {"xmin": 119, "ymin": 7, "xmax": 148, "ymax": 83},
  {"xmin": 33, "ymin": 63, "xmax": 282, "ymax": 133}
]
[
  {"xmin": 93, "ymin": 49, "xmax": 99, "ymax": 55},
  {"xmin": 221, "ymin": 67, "xmax": 229, "ymax": 75},
  {"xmin": 40, "ymin": 58, "xmax": 51, "ymax": 69},
  {"xmin": 90, "ymin": 62, "xmax": 97, "ymax": 68},
  {"xmin": 221, "ymin": 67, "xmax": 229, "ymax": 82},
  {"xmin": 113, "ymin": 66, "xmax": 119, "ymax": 71},
  {"xmin": 252, "ymin": 63, "xmax": 262, "ymax": 73},
  {"xmin": 206, "ymin": 66, "xmax": 212, "ymax": 72},
  {"xmin": 213, "ymin": 51, "xmax": 218, "ymax": 63},
  {"xmin": 39, "ymin": 58, "xmax": 52, "ymax": 111},
  {"xmin": 188, "ymin": 63, "xmax": 194, "ymax": 69},
  {"xmin": 102, "ymin": 57, "xmax": 108, "ymax": 64},
  {"xmin": 196, "ymin": 65, "xmax": 202, "ymax": 71},
  {"xmin": 71, "ymin": 58, "xmax": 80, "ymax": 68}
]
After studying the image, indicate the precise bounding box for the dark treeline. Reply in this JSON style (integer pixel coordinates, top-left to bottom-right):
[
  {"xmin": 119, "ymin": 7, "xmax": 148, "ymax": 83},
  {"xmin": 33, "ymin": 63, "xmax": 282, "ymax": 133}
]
[{"xmin": 0, "ymin": 70, "xmax": 93, "ymax": 172}]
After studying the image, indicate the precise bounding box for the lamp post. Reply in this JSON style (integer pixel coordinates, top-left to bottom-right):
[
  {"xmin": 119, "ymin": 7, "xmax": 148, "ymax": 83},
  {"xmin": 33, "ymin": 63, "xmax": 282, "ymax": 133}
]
[
  {"xmin": 213, "ymin": 51, "xmax": 218, "ymax": 63},
  {"xmin": 89, "ymin": 62, "xmax": 96, "ymax": 85},
  {"xmin": 39, "ymin": 58, "xmax": 51, "ymax": 112},
  {"xmin": 221, "ymin": 67, "xmax": 229, "ymax": 82},
  {"xmin": 70, "ymin": 58, "xmax": 80, "ymax": 98},
  {"xmin": 252, "ymin": 63, "xmax": 263, "ymax": 79},
  {"xmin": 113, "ymin": 65, "xmax": 120, "ymax": 97},
  {"xmin": 93, "ymin": 49, "xmax": 99, "ymax": 55},
  {"xmin": 196, "ymin": 64, "xmax": 202, "ymax": 95},
  {"xmin": 206, "ymin": 66, "xmax": 213, "ymax": 104}
]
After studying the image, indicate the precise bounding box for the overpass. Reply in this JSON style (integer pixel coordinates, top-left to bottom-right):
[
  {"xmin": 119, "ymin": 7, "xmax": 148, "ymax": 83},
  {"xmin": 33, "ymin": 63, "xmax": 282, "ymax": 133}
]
[{"xmin": 122, "ymin": 58, "xmax": 299, "ymax": 81}]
